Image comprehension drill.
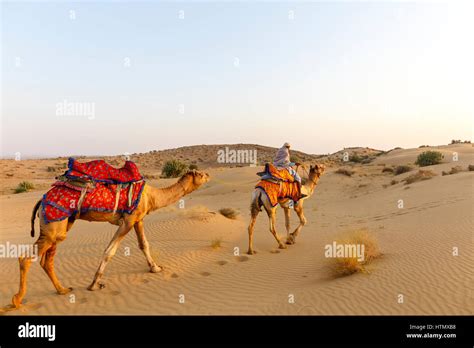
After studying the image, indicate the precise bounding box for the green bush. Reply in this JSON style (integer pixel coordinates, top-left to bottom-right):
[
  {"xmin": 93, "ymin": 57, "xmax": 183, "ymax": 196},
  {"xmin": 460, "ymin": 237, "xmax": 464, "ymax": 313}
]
[
  {"xmin": 161, "ymin": 159, "xmax": 188, "ymax": 178},
  {"xmin": 349, "ymin": 154, "xmax": 362, "ymax": 163},
  {"xmin": 189, "ymin": 164, "xmax": 198, "ymax": 170},
  {"xmin": 415, "ymin": 151, "xmax": 444, "ymax": 167},
  {"xmin": 14, "ymin": 181, "xmax": 35, "ymax": 194}
]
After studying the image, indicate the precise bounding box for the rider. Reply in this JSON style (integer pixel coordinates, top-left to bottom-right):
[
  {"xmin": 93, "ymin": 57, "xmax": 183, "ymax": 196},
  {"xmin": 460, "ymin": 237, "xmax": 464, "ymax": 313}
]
[{"xmin": 273, "ymin": 142, "xmax": 305, "ymax": 199}]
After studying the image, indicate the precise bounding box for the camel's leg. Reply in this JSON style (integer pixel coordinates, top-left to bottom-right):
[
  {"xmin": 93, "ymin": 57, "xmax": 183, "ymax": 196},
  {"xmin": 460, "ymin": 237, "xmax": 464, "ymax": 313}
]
[
  {"xmin": 87, "ymin": 222, "xmax": 133, "ymax": 291},
  {"xmin": 247, "ymin": 190, "xmax": 263, "ymax": 255},
  {"xmin": 283, "ymin": 206, "xmax": 292, "ymax": 244},
  {"xmin": 267, "ymin": 207, "xmax": 287, "ymax": 250},
  {"xmin": 134, "ymin": 221, "xmax": 162, "ymax": 273},
  {"xmin": 41, "ymin": 243, "xmax": 72, "ymax": 295},
  {"xmin": 247, "ymin": 212, "xmax": 259, "ymax": 255},
  {"xmin": 12, "ymin": 236, "xmax": 52, "ymax": 308},
  {"xmin": 289, "ymin": 204, "xmax": 307, "ymax": 243}
]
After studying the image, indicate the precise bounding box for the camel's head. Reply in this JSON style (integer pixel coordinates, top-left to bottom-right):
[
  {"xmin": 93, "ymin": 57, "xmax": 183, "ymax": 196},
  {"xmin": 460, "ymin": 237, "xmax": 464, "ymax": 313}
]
[
  {"xmin": 185, "ymin": 169, "xmax": 210, "ymax": 188},
  {"xmin": 308, "ymin": 163, "xmax": 326, "ymax": 182}
]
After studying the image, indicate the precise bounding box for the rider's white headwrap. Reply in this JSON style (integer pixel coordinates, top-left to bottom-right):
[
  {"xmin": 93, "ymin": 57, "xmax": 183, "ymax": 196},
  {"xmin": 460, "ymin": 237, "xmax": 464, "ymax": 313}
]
[{"xmin": 273, "ymin": 143, "xmax": 294, "ymax": 168}]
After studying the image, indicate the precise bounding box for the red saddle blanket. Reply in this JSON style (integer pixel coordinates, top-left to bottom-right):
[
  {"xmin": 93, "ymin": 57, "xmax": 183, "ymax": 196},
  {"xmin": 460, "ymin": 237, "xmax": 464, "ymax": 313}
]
[
  {"xmin": 255, "ymin": 180, "xmax": 300, "ymax": 207},
  {"xmin": 66, "ymin": 157, "xmax": 142, "ymax": 184},
  {"xmin": 41, "ymin": 158, "xmax": 145, "ymax": 223},
  {"xmin": 42, "ymin": 181, "xmax": 145, "ymax": 223}
]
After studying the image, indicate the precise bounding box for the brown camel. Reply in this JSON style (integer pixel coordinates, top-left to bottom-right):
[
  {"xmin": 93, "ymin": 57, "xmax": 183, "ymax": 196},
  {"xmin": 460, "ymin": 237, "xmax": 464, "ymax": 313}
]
[
  {"xmin": 12, "ymin": 169, "xmax": 210, "ymax": 308},
  {"xmin": 247, "ymin": 164, "xmax": 325, "ymax": 254}
]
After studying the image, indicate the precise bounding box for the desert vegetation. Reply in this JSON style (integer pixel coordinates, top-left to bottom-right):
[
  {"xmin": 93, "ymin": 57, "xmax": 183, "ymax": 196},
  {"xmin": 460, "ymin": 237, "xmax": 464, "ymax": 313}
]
[{"xmin": 415, "ymin": 151, "xmax": 444, "ymax": 167}]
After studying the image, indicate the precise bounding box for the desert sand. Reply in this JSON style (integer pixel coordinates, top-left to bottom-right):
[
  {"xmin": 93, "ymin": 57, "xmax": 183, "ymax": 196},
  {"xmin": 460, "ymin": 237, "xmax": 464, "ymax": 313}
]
[{"xmin": 0, "ymin": 144, "xmax": 472, "ymax": 315}]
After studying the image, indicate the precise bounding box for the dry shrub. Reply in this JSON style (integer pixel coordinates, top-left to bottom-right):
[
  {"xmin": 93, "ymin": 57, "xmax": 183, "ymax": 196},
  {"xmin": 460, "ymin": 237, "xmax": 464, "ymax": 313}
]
[
  {"xmin": 218, "ymin": 207, "xmax": 239, "ymax": 220},
  {"xmin": 442, "ymin": 166, "xmax": 463, "ymax": 176},
  {"xmin": 335, "ymin": 168, "xmax": 355, "ymax": 177},
  {"xmin": 394, "ymin": 165, "xmax": 412, "ymax": 175},
  {"xmin": 390, "ymin": 179, "xmax": 399, "ymax": 185},
  {"xmin": 14, "ymin": 181, "xmax": 35, "ymax": 194},
  {"xmin": 330, "ymin": 229, "xmax": 381, "ymax": 276},
  {"xmin": 469, "ymin": 165, "xmax": 474, "ymax": 171},
  {"xmin": 382, "ymin": 167, "xmax": 394, "ymax": 173},
  {"xmin": 403, "ymin": 170, "xmax": 436, "ymax": 184}
]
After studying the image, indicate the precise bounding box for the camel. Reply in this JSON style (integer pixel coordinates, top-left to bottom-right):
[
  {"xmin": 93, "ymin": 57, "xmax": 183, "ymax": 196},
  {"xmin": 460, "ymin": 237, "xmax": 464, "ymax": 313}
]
[
  {"xmin": 247, "ymin": 164, "xmax": 325, "ymax": 254},
  {"xmin": 12, "ymin": 169, "xmax": 210, "ymax": 308}
]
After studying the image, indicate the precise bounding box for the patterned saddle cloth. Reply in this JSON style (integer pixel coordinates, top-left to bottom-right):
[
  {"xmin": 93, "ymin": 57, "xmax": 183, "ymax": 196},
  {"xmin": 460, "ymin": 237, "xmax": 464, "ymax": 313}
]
[
  {"xmin": 257, "ymin": 163, "xmax": 295, "ymax": 183},
  {"xmin": 41, "ymin": 158, "xmax": 145, "ymax": 223},
  {"xmin": 255, "ymin": 163, "xmax": 300, "ymax": 206},
  {"xmin": 65, "ymin": 157, "xmax": 142, "ymax": 184}
]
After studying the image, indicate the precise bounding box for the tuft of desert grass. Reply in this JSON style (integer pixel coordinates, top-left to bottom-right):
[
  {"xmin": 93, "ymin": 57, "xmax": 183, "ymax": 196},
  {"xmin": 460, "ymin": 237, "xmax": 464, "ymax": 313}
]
[
  {"xmin": 335, "ymin": 168, "xmax": 355, "ymax": 177},
  {"xmin": 14, "ymin": 181, "xmax": 35, "ymax": 194},
  {"xmin": 394, "ymin": 165, "xmax": 412, "ymax": 175},
  {"xmin": 210, "ymin": 238, "xmax": 222, "ymax": 250},
  {"xmin": 442, "ymin": 166, "xmax": 463, "ymax": 176},
  {"xmin": 218, "ymin": 207, "xmax": 239, "ymax": 220},
  {"xmin": 330, "ymin": 229, "xmax": 382, "ymax": 277},
  {"xmin": 403, "ymin": 170, "xmax": 436, "ymax": 185},
  {"xmin": 382, "ymin": 167, "xmax": 394, "ymax": 174}
]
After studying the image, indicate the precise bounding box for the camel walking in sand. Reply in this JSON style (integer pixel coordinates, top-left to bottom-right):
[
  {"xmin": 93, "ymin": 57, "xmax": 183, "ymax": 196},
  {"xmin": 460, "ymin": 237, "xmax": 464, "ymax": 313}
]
[
  {"xmin": 247, "ymin": 164, "xmax": 325, "ymax": 254},
  {"xmin": 12, "ymin": 170, "xmax": 210, "ymax": 308}
]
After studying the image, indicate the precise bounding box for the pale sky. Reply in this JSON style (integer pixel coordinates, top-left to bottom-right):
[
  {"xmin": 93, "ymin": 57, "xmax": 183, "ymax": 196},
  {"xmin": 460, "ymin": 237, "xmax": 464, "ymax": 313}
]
[{"xmin": 1, "ymin": 0, "xmax": 473, "ymax": 158}]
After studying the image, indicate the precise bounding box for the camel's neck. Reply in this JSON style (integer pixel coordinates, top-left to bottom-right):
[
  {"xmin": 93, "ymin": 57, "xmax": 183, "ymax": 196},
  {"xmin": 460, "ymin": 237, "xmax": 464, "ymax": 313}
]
[
  {"xmin": 303, "ymin": 175, "xmax": 321, "ymax": 197},
  {"xmin": 146, "ymin": 177, "xmax": 194, "ymax": 212}
]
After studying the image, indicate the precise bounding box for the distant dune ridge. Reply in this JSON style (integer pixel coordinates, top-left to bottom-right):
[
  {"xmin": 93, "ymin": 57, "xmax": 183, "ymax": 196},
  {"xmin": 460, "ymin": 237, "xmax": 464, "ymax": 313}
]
[{"xmin": 0, "ymin": 142, "xmax": 472, "ymax": 315}]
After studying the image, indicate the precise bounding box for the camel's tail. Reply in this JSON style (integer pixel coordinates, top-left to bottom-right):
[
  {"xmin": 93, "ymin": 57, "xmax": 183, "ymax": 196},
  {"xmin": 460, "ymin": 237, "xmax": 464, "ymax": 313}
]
[{"xmin": 31, "ymin": 200, "xmax": 42, "ymax": 238}]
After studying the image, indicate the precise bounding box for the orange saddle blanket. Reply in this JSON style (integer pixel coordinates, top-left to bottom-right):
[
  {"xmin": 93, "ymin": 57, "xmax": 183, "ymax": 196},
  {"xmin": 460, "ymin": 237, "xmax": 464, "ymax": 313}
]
[{"xmin": 255, "ymin": 164, "xmax": 299, "ymax": 206}]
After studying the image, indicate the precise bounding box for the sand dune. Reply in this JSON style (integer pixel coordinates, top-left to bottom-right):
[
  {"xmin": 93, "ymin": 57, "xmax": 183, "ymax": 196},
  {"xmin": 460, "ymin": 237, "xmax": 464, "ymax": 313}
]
[{"xmin": 0, "ymin": 144, "xmax": 472, "ymax": 315}]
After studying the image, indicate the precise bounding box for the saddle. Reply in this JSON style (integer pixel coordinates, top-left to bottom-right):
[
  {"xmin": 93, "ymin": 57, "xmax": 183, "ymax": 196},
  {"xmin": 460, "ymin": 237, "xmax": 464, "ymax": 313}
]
[
  {"xmin": 255, "ymin": 163, "xmax": 300, "ymax": 206},
  {"xmin": 64, "ymin": 157, "xmax": 143, "ymax": 184},
  {"xmin": 257, "ymin": 163, "xmax": 295, "ymax": 183},
  {"xmin": 42, "ymin": 158, "xmax": 146, "ymax": 223}
]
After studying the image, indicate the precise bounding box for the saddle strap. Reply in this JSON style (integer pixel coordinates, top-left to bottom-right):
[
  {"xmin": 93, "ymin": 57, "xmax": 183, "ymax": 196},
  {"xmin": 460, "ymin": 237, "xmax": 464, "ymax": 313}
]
[
  {"xmin": 127, "ymin": 182, "xmax": 135, "ymax": 207},
  {"xmin": 112, "ymin": 184, "xmax": 123, "ymax": 215},
  {"xmin": 75, "ymin": 183, "xmax": 91, "ymax": 218}
]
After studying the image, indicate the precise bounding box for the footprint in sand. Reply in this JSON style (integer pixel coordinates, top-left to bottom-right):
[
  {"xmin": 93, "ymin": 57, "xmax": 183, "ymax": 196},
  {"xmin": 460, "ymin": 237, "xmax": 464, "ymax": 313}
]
[
  {"xmin": 111, "ymin": 290, "xmax": 120, "ymax": 296},
  {"xmin": 18, "ymin": 302, "xmax": 43, "ymax": 312},
  {"xmin": 270, "ymin": 250, "xmax": 281, "ymax": 254},
  {"xmin": 200, "ymin": 272, "xmax": 211, "ymax": 277},
  {"xmin": 217, "ymin": 260, "xmax": 228, "ymax": 266},
  {"xmin": 236, "ymin": 256, "xmax": 249, "ymax": 262},
  {"xmin": 78, "ymin": 298, "xmax": 88, "ymax": 304},
  {"xmin": 171, "ymin": 273, "xmax": 179, "ymax": 278}
]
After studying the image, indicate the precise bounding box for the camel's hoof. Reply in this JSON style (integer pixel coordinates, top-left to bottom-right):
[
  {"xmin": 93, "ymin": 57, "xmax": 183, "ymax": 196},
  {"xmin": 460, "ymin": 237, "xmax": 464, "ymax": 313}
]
[
  {"xmin": 150, "ymin": 265, "xmax": 163, "ymax": 273},
  {"xmin": 87, "ymin": 283, "xmax": 105, "ymax": 291},
  {"xmin": 278, "ymin": 244, "xmax": 287, "ymax": 250},
  {"xmin": 57, "ymin": 287, "xmax": 73, "ymax": 295},
  {"xmin": 247, "ymin": 249, "xmax": 257, "ymax": 255},
  {"xmin": 12, "ymin": 294, "xmax": 22, "ymax": 308},
  {"xmin": 286, "ymin": 238, "xmax": 295, "ymax": 245},
  {"xmin": 58, "ymin": 288, "xmax": 72, "ymax": 295}
]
